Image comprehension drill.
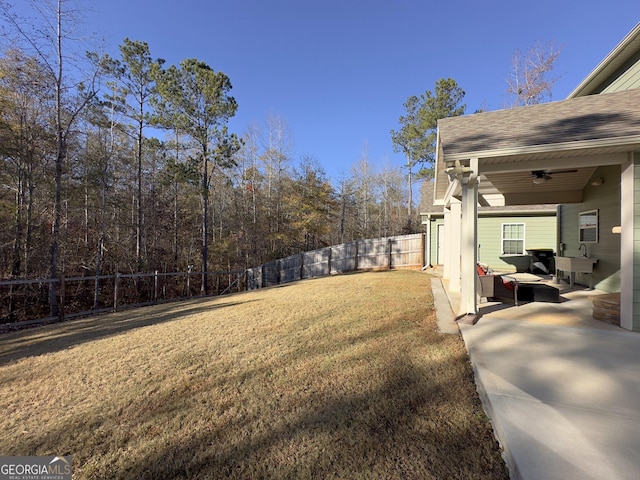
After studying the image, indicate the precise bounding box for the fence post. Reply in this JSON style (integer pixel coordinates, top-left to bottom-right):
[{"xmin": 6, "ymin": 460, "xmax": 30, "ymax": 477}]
[
  {"xmin": 7, "ymin": 280, "xmax": 15, "ymax": 320},
  {"xmin": 300, "ymin": 253, "xmax": 304, "ymax": 280},
  {"xmin": 114, "ymin": 272, "xmax": 120, "ymax": 311},
  {"xmin": 354, "ymin": 241, "xmax": 359, "ymax": 271},
  {"xmin": 388, "ymin": 238, "xmax": 393, "ymax": 269},
  {"xmin": 154, "ymin": 270, "xmax": 159, "ymax": 304},
  {"xmin": 187, "ymin": 265, "xmax": 192, "ymax": 297},
  {"xmin": 327, "ymin": 247, "xmax": 332, "ymax": 275},
  {"xmin": 58, "ymin": 276, "xmax": 65, "ymax": 322}
]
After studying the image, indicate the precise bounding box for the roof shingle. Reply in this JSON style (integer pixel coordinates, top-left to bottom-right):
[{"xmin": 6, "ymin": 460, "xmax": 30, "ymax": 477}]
[{"xmin": 438, "ymin": 88, "xmax": 640, "ymax": 157}]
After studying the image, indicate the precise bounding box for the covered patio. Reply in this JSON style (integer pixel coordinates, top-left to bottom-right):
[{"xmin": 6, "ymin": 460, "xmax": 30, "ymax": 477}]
[
  {"xmin": 445, "ymin": 273, "xmax": 621, "ymax": 330},
  {"xmin": 433, "ymin": 87, "xmax": 640, "ymax": 331}
]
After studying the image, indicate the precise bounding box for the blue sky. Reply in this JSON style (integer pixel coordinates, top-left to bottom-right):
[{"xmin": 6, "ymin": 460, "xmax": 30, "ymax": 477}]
[{"xmin": 80, "ymin": 1, "xmax": 638, "ymax": 181}]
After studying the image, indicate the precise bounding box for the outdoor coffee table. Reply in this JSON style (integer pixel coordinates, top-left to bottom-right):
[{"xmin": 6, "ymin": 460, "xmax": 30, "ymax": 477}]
[{"xmin": 517, "ymin": 282, "xmax": 560, "ymax": 303}]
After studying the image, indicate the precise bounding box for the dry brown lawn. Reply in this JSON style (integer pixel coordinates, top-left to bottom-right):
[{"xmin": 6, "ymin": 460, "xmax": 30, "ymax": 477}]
[{"xmin": 0, "ymin": 270, "xmax": 508, "ymax": 479}]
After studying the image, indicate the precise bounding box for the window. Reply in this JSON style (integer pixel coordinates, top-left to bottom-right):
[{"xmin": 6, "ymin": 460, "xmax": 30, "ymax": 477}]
[
  {"xmin": 502, "ymin": 223, "xmax": 525, "ymax": 255},
  {"xmin": 579, "ymin": 209, "xmax": 598, "ymax": 243}
]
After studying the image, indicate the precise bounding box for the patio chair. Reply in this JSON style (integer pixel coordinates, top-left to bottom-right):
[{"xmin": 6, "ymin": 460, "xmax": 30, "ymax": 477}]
[{"xmin": 476, "ymin": 264, "xmax": 520, "ymax": 306}]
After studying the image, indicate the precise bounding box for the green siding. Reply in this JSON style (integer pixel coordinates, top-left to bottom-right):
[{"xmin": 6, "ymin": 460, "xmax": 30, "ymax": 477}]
[
  {"xmin": 602, "ymin": 54, "xmax": 640, "ymax": 93},
  {"xmin": 426, "ymin": 214, "xmax": 556, "ymax": 272},
  {"xmin": 558, "ymin": 165, "xmax": 621, "ymax": 292},
  {"xmin": 426, "ymin": 218, "xmax": 445, "ymax": 265},
  {"xmin": 477, "ymin": 215, "xmax": 557, "ymax": 273}
]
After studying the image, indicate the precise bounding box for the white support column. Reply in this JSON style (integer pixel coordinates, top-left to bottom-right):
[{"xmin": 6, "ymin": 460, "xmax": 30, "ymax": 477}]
[
  {"xmin": 425, "ymin": 214, "xmax": 432, "ymax": 267},
  {"xmin": 460, "ymin": 158, "xmax": 479, "ymax": 315},
  {"xmin": 442, "ymin": 207, "xmax": 450, "ymax": 279},
  {"xmin": 620, "ymin": 157, "xmax": 635, "ymax": 330},
  {"xmin": 447, "ymin": 200, "xmax": 462, "ymax": 292}
]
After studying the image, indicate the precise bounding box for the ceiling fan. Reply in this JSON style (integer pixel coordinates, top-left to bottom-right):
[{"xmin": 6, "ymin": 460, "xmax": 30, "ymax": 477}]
[{"xmin": 531, "ymin": 169, "xmax": 578, "ymax": 184}]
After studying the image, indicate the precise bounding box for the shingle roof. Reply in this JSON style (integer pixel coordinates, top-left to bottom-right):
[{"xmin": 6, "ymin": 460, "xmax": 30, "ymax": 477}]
[
  {"xmin": 438, "ymin": 88, "xmax": 640, "ymax": 157},
  {"xmin": 419, "ymin": 182, "xmax": 441, "ymax": 213}
]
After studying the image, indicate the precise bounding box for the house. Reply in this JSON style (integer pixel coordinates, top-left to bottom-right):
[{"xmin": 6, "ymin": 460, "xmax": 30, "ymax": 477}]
[
  {"xmin": 432, "ymin": 22, "xmax": 640, "ymax": 330},
  {"xmin": 420, "ymin": 181, "xmax": 557, "ymax": 274}
]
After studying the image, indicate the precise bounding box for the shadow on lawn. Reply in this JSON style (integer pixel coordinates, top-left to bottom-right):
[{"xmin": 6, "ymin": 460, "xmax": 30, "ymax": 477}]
[
  {"xmin": 116, "ymin": 357, "xmax": 506, "ymax": 479},
  {"xmin": 0, "ymin": 299, "xmax": 257, "ymax": 366},
  {"xmin": 4, "ymin": 294, "xmax": 509, "ymax": 478}
]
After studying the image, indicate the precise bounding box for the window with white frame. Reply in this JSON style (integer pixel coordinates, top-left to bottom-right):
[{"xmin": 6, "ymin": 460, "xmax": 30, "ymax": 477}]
[{"xmin": 502, "ymin": 223, "xmax": 525, "ymax": 255}]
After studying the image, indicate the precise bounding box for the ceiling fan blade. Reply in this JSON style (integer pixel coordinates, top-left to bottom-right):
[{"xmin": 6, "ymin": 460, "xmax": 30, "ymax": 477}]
[
  {"xmin": 530, "ymin": 168, "xmax": 578, "ymax": 179},
  {"xmin": 530, "ymin": 170, "xmax": 550, "ymax": 178}
]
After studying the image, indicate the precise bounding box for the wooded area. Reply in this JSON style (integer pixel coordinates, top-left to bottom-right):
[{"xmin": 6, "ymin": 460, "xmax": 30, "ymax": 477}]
[{"xmin": 0, "ymin": 2, "xmax": 417, "ymax": 321}]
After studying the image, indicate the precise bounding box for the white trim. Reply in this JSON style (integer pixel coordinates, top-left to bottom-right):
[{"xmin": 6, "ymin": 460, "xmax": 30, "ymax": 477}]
[
  {"xmin": 425, "ymin": 214, "xmax": 432, "ymax": 267},
  {"xmin": 569, "ymin": 23, "xmax": 640, "ymax": 98},
  {"xmin": 446, "ymin": 201, "xmax": 462, "ymax": 291},
  {"xmin": 443, "ymin": 177, "xmax": 461, "ymax": 208},
  {"xmin": 443, "ymin": 136, "xmax": 640, "ymax": 163},
  {"xmin": 460, "ymin": 159, "xmax": 479, "ymax": 315},
  {"xmin": 501, "ymin": 222, "xmax": 526, "ymax": 255},
  {"xmin": 420, "ymin": 208, "xmax": 557, "ymax": 218},
  {"xmin": 578, "ymin": 209, "xmax": 599, "ymax": 244},
  {"xmin": 620, "ymin": 157, "xmax": 635, "ymax": 330},
  {"xmin": 436, "ymin": 223, "xmax": 445, "ymax": 265}
]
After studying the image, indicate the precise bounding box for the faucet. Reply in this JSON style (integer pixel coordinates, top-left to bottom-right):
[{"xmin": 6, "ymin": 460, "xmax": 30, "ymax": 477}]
[{"xmin": 579, "ymin": 244, "xmax": 587, "ymax": 257}]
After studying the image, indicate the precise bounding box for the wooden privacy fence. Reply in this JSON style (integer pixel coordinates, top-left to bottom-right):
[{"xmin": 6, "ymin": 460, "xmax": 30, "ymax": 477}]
[{"xmin": 247, "ymin": 233, "xmax": 425, "ymax": 290}]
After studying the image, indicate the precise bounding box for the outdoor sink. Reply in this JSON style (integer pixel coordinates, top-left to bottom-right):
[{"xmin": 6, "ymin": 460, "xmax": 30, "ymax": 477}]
[{"xmin": 555, "ymin": 256, "xmax": 598, "ymax": 273}]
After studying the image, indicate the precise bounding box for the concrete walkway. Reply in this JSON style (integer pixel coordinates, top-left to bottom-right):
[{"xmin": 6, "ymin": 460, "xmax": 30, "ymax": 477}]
[{"xmin": 431, "ymin": 276, "xmax": 640, "ymax": 480}]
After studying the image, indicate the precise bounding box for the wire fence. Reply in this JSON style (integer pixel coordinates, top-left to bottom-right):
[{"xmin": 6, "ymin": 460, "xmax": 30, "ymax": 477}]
[
  {"xmin": 0, "ymin": 269, "xmax": 246, "ymax": 329},
  {"xmin": 1, "ymin": 233, "xmax": 425, "ymax": 329}
]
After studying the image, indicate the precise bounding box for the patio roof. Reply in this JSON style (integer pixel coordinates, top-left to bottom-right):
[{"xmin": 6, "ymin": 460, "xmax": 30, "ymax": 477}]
[{"xmin": 434, "ymin": 88, "xmax": 640, "ymax": 204}]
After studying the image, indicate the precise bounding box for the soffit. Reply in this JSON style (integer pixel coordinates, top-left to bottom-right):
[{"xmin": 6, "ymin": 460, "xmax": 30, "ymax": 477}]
[{"xmin": 483, "ymin": 167, "xmax": 597, "ymax": 195}]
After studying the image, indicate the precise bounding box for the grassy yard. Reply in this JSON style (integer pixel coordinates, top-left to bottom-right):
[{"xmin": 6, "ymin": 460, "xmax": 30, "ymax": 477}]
[{"xmin": 0, "ymin": 270, "xmax": 509, "ymax": 479}]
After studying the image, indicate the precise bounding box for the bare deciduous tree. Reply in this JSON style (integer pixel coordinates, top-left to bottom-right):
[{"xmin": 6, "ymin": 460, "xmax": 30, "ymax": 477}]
[
  {"xmin": 1, "ymin": 0, "xmax": 97, "ymax": 317},
  {"xmin": 506, "ymin": 41, "xmax": 562, "ymax": 107}
]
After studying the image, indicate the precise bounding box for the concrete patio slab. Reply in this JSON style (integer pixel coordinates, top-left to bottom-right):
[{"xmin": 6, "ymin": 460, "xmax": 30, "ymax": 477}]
[
  {"xmin": 430, "ymin": 274, "xmax": 640, "ymax": 479},
  {"xmin": 460, "ymin": 316, "xmax": 640, "ymax": 480}
]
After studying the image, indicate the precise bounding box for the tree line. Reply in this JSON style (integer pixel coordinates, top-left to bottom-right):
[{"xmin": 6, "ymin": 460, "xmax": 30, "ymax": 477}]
[
  {"xmin": 0, "ymin": 41, "xmax": 415, "ymax": 276},
  {"xmin": 0, "ymin": 1, "xmax": 559, "ymax": 318},
  {"xmin": 0, "ymin": 3, "xmax": 416, "ymax": 317}
]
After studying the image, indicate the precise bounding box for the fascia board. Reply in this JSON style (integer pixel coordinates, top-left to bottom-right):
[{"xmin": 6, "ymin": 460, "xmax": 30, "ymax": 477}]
[
  {"xmin": 477, "ymin": 209, "xmax": 556, "ymax": 216},
  {"xmin": 443, "ymin": 135, "xmax": 640, "ymax": 164},
  {"xmin": 433, "ymin": 129, "xmax": 450, "ymax": 201},
  {"xmin": 569, "ymin": 23, "xmax": 640, "ymax": 98}
]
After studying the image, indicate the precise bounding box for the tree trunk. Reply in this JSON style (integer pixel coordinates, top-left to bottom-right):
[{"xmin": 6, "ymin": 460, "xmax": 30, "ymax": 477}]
[
  {"xmin": 94, "ymin": 162, "xmax": 107, "ymax": 310},
  {"xmin": 49, "ymin": 1, "xmax": 64, "ymax": 318},
  {"xmin": 407, "ymin": 159, "xmax": 413, "ymax": 233},
  {"xmin": 173, "ymin": 179, "xmax": 179, "ymax": 271},
  {"xmin": 136, "ymin": 113, "xmax": 143, "ymax": 273},
  {"xmin": 49, "ymin": 141, "xmax": 64, "ymax": 317},
  {"xmin": 201, "ymin": 148, "xmax": 209, "ymax": 294}
]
